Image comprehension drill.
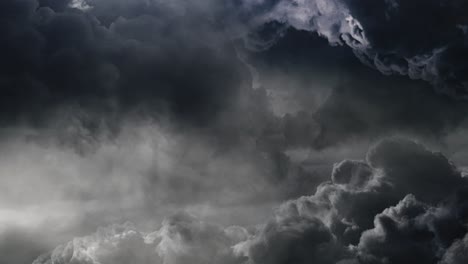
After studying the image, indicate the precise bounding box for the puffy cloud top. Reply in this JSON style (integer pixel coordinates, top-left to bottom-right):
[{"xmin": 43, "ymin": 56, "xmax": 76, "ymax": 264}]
[
  {"xmin": 34, "ymin": 213, "xmax": 247, "ymax": 264},
  {"xmin": 35, "ymin": 138, "xmax": 468, "ymax": 264}
]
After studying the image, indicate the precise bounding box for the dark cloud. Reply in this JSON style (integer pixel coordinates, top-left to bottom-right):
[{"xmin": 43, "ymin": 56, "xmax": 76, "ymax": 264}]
[
  {"xmin": 366, "ymin": 138, "xmax": 463, "ymax": 203},
  {"xmin": 440, "ymin": 233, "xmax": 468, "ymax": 264},
  {"xmin": 0, "ymin": 0, "xmax": 249, "ymax": 126},
  {"xmin": 247, "ymin": 0, "xmax": 468, "ymax": 97},
  {"xmin": 356, "ymin": 191, "xmax": 468, "ymax": 264},
  {"xmin": 3, "ymin": 1, "xmax": 468, "ymax": 264},
  {"xmin": 38, "ymin": 0, "xmax": 72, "ymax": 11},
  {"xmin": 28, "ymin": 138, "xmax": 468, "ymax": 264},
  {"xmin": 240, "ymin": 138, "xmax": 468, "ymax": 264},
  {"xmin": 356, "ymin": 195, "xmax": 440, "ymax": 264},
  {"xmin": 244, "ymin": 27, "xmax": 468, "ymax": 149},
  {"xmin": 2, "ymin": 0, "xmax": 467, "ymax": 149},
  {"xmin": 245, "ymin": 216, "xmax": 347, "ymax": 264},
  {"xmin": 33, "ymin": 213, "xmax": 247, "ymax": 264},
  {"xmin": 1, "ymin": 0, "xmax": 468, "ymax": 141},
  {"xmin": 344, "ymin": 0, "xmax": 468, "ymax": 96},
  {"xmin": 313, "ymin": 69, "xmax": 468, "ymax": 146}
]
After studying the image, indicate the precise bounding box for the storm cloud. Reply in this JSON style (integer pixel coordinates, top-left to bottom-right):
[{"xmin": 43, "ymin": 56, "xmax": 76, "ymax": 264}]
[
  {"xmin": 31, "ymin": 138, "xmax": 468, "ymax": 264},
  {"xmin": 2, "ymin": 1, "xmax": 468, "ymax": 264},
  {"xmin": 0, "ymin": 0, "xmax": 250, "ymax": 125},
  {"xmin": 245, "ymin": 0, "xmax": 468, "ymax": 97}
]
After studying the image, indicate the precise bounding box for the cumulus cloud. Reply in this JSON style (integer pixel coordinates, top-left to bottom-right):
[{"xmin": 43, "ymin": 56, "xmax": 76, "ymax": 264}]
[
  {"xmin": 33, "ymin": 138, "xmax": 468, "ymax": 264},
  {"xmin": 242, "ymin": 216, "xmax": 347, "ymax": 264},
  {"xmin": 33, "ymin": 213, "xmax": 247, "ymax": 264},
  {"xmin": 355, "ymin": 194, "xmax": 466, "ymax": 264},
  {"xmin": 3, "ymin": 1, "xmax": 468, "ymax": 264},
  {"xmin": 242, "ymin": 138, "xmax": 468, "ymax": 264},
  {"xmin": 0, "ymin": 113, "xmax": 331, "ymax": 263}
]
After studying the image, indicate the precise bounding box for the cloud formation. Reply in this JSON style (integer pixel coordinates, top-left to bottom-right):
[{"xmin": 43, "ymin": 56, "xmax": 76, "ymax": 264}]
[
  {"xmin": 0, "ymin": 0, "xmax": 249, "ymax": 125},
  {"xmin": 33, "ymin": 213, "xmax": 247, "ymax": 264},
  {"xmin": 33, "ymin": 138, "xmax": 468, "ymax": 264},
  {"xmin": 241, "ymin": 138, "xmax": 468, "ymax": 264},
  {"xmin": 3, "ymin": 1, "xmax": 468, "ymax": 264},
  {"xmin": 246, "ymin": 0, "xmax": 468, "ymax": 96}
]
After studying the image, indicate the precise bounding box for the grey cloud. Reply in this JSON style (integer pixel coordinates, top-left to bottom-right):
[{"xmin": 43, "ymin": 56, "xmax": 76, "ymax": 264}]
[
  {"xmin": 3, "ymin": 0, "xmax": 467, "ymax": 151},
  {"xmin": 246, "ymin": 0, "xmax": 468, "ymax": 97},
  {"xmin": 0, "ymin": 115, "xmax": 328, "ymax": 264},
  {"xmin": 29, "ymin": 137, "xmax": 468, "ymax": 264},
  {"xmin": 34, "ymin": 223, "xmax": 161, "ymax": 264},
  {"xmin": 331, "ymin": 159, "xmax": 372, "ymax": 188},
  {"xmin": 366, "ymin": 138, "xmax": 464, "ymax": 203},
  {"xmin": 240, "ymin": 138, "xmax": 468, "ymax": 264},
  {"xmin": 0, "ymin": 0, "xmax": 248, "ymax": 125},
  {"xmin": 34, "ymin": 213, "xmax": 247, "ymax": 264},
  {"xmin": 0, "ymin": 228, "xmax": 51, "ymax": 264},
  {"xmin": 243, "ymin": 216, "xmax": 347, "ymax": 264},
  {"xmin": 4, "ymin": 1, "xmax": 468, "ymax": 263},
  {"xmin": 440, "ymin": 233, "xmax": 468, "ymax": 264},
  {"xmin": 356, "ymin": 195, "xmax": 440, "ymax": 264},
  {"xmin": 313, "ymin": 68, "xmax": 468, "ymax": 146},
  {"xmin": 356, "ymin": 192, "xmax": 468, "ymax": 264},
  {"xmin": 246, "ymin": 27, "xmax": 468, "ymax": 149},
  {"xmin": 3, "ymin": 0, "xmax": 468, "ymax": 144}
]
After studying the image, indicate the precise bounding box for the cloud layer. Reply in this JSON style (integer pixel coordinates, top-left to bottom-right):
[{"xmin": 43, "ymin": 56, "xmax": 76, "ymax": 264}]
[
  {"xmin": 2, "ymin": 1, "xmax": 468, "ymax": 264},
  {"xmin": 0, "ymin": 0, "xmax": 250, "ymax": 125},
  {"xmin": 33, "ymin": 138, "xmax": 468, "ymax": 264}
]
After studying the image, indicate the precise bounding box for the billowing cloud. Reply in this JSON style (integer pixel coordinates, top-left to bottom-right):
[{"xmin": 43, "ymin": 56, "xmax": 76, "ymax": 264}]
[
  {"xmin": 3, "ymin": 1, "xmax": 468, "ymax": 264},
  {"xmin": 440, "ymin": 233, "xmax": 468, "ymax": 264},
  {"xmin": 0, "ymin": 0, "xmax": 249, "ymax": 125},
  {"xmin": 245, "ymin": 0, "xmax": 468, "ymax": 97},
  {"xmin": 356, "ymin": 193, "xmax": 468, "ymax": 264},
  {"xmin": 238, "ymin": 138, "xmax": 468, "ymax": 264},
  {"xmin": 32, "ymin": 138, "xmax": 468, "ymax": 264},
  {"xmin": 33, "ymin": 213, "xmax": 247, "ymax": 264}
]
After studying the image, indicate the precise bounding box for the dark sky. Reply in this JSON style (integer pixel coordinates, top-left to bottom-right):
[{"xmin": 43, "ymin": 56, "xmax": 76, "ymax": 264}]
[{"xmin": 1, "ymin": 1, "xmax": 468, "ymax": 264}]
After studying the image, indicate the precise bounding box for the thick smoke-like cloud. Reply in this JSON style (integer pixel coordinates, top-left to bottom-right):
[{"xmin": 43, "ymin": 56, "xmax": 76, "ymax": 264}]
[
  {"xmin": 246, "ymin": 0, "xmax": 468, "ymax": 96},
  {"xmin": 241, "ymin": 138, "xmax": 468, "ymax": 264},
  {"xmin": 0, "ymin": 0, "xmax": 249, "ymax": 125},
  {"xmin": 33, "ymin": 138, "xmax": 468, "ymax": 264},
  {"xmin": 1, "ymin": 0, "xmax": 467, "ymax": 146},
  {"xmin": 245, "ymin": 26, "xmax": 468, "ymax": 149},
  {"xmin": 3, "ymin": 1, "xmax": 468, "ymax": 264},
  {"xmin": 3, "ymin": 0, "xmax": 468, "ymax": 128}
]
